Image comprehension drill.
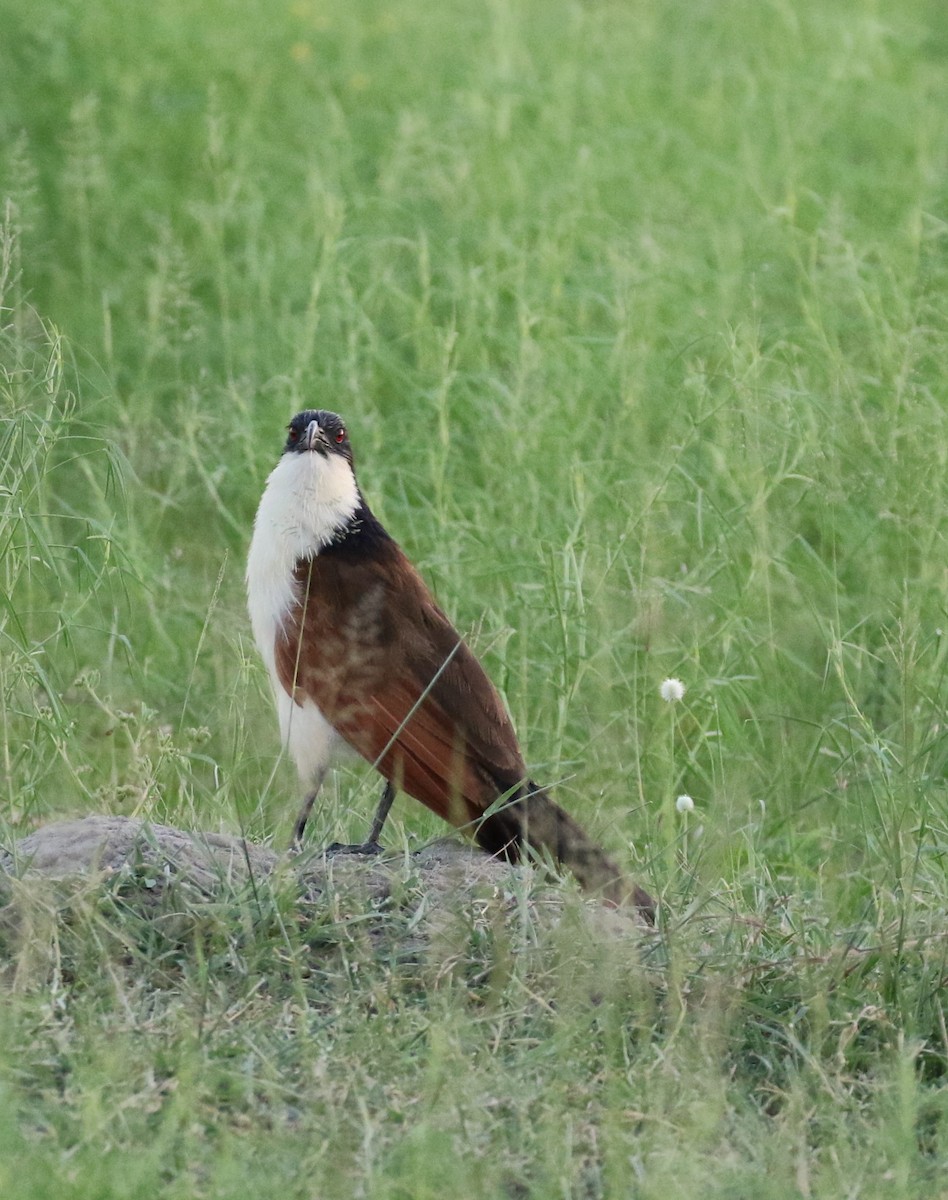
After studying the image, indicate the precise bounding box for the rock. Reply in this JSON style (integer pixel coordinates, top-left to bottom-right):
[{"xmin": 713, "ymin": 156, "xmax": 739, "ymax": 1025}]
[
  {"xmin": 0, "ymin": 817, "xmax": 650, "ymax": 998},
  {"xmin": 2, "ymin": 814, "xmax": 520, "ymax": 902},
  {"xmin": 8, "ymin": 815, "xmax": 278, "ymax": 889},
  {"xmin": 0, "ymin": 816, "xmax": 649, "ymax": 971}
]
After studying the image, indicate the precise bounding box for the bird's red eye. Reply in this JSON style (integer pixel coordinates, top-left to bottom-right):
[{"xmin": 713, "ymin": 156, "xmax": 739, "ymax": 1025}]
[
  {"xmin": 335, "ymin": 428, "xmax": 346, "ymax": 444},
  {"xmin": 287, "ymin": 426, "xmax": 299, "ymax": 442}
]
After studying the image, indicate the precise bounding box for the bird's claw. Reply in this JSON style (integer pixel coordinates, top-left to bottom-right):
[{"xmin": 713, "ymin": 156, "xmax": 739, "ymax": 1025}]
[{"xmin": 324, "ymin": 840, "xmax": 385, "ymax": 857}]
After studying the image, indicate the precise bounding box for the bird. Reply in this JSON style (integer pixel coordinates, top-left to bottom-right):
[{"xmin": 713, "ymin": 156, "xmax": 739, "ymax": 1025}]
[{"xmin": 246, "ymin": 409, "xmax": 654, "ymax": 917}]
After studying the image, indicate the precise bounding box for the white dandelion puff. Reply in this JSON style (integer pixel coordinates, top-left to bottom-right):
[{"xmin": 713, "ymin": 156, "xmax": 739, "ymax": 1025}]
[{"xmin": 660, "ymin": 677, "xmax": 685, "ymax": 703}]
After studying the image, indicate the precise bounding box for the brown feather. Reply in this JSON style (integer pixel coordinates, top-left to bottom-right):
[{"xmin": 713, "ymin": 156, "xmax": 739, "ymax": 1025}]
[{"xmin": 275, "ymin": 536, "xmax": 654, "ymax": 918}]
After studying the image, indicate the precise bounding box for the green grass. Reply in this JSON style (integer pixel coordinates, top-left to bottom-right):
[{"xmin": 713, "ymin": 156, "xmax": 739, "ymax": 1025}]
[{"xmin": 1, "ymin": 0, "xmax": 947, "ymax": 1193}]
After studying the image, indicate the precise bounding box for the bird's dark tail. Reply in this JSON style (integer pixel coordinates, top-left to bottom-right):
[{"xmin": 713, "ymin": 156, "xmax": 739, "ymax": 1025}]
[{"xmin": 474, "ymin": 781, "xmax": 655, "ymax": 922}]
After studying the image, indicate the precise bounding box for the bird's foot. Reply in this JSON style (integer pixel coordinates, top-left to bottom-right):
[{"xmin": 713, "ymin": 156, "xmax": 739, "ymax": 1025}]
[{"xmin": 324, "ymin": 840, "xmax": 385, "ymax": 857}]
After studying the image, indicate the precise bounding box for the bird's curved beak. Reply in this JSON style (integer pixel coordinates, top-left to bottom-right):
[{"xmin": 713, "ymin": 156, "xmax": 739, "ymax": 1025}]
[{"xmin": 302, "ymin": 419, "xmax": 327, "ymax": 453}]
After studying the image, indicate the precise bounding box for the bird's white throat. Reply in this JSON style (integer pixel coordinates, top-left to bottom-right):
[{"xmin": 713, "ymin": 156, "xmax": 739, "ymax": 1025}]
[
  {"xmin": 246, "ymin": 448, "xmax": 360, "ymax": 786},
  {"xmin": 246, "ymin": 447, "xmax": 360, "ymax": 647}
]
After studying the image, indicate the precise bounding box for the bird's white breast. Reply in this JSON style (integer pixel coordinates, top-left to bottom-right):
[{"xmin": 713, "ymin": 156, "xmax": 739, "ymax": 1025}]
[{"xmin": 246, "ymin": 449, "xmax": 360, "ymax": 784}]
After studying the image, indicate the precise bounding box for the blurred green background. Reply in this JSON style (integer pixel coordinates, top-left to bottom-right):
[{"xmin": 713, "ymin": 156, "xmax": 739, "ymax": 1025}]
[{"xmin": 1, "ymin": 1, "xmax": 947, "ymax": 1191}]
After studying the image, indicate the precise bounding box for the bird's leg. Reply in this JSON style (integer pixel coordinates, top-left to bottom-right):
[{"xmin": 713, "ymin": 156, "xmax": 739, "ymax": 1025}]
[
  {"xmin": 292, "ymin": 795, "xmax": 317, "ymax": 848},
  {"xmin": 365, "ymin": 779, "xmax": 397, "ymax": 847},
  {"xmin": 291, "ymin": 765, "xmax": 328, "ymax": 849},
  {"xmin": 326, "ymin": 781, "xmax": 396, "ymax": 857}
]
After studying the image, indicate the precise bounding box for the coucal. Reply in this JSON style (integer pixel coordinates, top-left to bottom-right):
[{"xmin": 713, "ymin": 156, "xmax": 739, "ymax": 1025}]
[{"xmin": 246, "ymin": 409, "xmax": 653, "ymax": 916}]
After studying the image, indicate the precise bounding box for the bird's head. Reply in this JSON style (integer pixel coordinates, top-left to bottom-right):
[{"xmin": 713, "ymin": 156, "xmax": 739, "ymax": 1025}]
[
  {"xmin": 258, "ymin": 409, "xmax": 362, "ymax": 552},
  {"xmin": 283, "ymin": 410, "xmax": 353, "ymax": 465}
]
